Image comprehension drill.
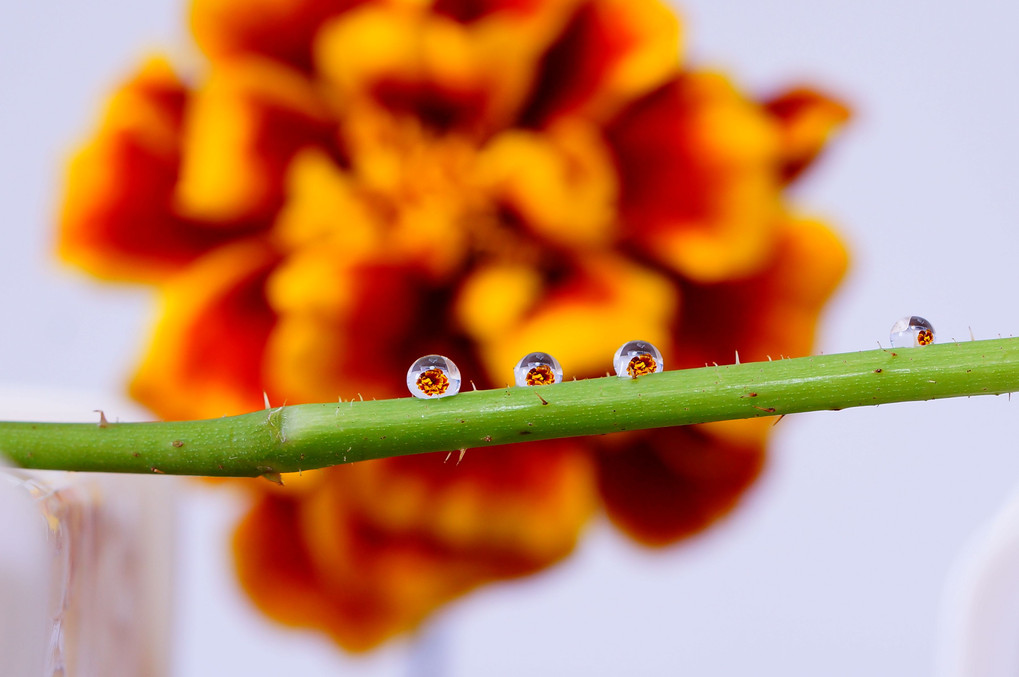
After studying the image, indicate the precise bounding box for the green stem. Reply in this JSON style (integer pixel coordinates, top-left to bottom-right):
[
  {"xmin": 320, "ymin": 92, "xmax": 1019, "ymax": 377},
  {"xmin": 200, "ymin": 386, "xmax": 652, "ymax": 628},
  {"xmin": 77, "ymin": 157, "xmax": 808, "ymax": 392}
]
[{"xmin": 2, "ymin": 338, "xmax": 1018, "ymax": 478}]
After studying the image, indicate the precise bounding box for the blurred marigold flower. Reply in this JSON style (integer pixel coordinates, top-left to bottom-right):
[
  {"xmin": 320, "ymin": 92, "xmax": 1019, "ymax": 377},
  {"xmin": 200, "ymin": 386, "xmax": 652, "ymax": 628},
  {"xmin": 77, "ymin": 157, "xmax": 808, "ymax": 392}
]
[{"xmin": 58, "ymin": 0, "xmax": 849, "ymax": 651}]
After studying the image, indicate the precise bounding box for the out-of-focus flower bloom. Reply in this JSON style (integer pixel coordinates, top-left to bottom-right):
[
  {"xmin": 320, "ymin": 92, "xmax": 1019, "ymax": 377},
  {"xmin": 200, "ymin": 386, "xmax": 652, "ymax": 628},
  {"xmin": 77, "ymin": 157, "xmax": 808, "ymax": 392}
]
[{"xmin": 58, "ymin": 0, "xmax": 849, "ymax": 651}]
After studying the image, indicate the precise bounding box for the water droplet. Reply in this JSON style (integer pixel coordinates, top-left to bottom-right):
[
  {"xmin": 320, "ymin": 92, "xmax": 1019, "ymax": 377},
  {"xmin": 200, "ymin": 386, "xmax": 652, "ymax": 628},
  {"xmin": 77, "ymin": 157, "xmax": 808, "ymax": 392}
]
[
  {"xmin": 514, "ymin": 352, "xmax": 563, "ymax": 387},
  {"xmin": 407, "ymin": 355, "xmax": 462, "ymax": 399},
  {"xmin": 889, "ymin": 316, "xmax": 935, "ymax": 347},
  {"xmin": 613, "ymin": 340, "xmax": 664, "ymax": 378}
]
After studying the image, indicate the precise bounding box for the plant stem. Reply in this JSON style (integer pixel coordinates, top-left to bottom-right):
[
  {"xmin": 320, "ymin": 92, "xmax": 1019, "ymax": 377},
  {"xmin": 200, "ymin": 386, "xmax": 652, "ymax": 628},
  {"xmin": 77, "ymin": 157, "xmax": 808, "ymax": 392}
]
[{"xmin": 2, "ymin": 338, "xmax": 1018, "ymax": 478}]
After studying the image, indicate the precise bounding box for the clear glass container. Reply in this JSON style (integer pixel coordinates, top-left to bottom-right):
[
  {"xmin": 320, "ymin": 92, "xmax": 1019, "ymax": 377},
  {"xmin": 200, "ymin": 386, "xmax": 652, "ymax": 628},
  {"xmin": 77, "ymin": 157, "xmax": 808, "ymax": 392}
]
[{"xmin": 0, "ymin": 387, "xmax": 174, "ymax": 676}]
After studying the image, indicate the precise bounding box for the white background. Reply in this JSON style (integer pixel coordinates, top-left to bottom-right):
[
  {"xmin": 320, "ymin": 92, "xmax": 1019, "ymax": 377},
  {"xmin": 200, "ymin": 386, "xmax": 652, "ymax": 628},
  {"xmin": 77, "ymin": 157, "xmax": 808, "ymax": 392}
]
[{"xmin": 2, "ymin": 1, "xmax": 1019, "ymax": 674}]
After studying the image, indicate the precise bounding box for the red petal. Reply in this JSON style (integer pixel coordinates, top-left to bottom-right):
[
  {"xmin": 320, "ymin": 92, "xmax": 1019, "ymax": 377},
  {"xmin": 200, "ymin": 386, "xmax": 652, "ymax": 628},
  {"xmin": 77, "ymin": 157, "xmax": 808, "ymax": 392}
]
[
  {"xmin": 131, "ymin": 240, "xmax": 279, "ymax": 420},
  {"xmin": 520, "ymin": 0, "xmax": 680, "ymax": 125},
  {"xmin": 595, "ymin": 427, "xmax": 764, "ymax": 546},
  {"xmin": 434, "ymin": 0, "xmax": 550, "ymax": 23},
  {"xmin": 58, "ymin": 58, "xmax": 250, "ymax": 282},
  {"xmin": 191, "ymin": 0, "xmax": 366, "ymax": 71},
  {"xmin": 765, "ymin": 87, "xmax": 850, "ymax": 182}
]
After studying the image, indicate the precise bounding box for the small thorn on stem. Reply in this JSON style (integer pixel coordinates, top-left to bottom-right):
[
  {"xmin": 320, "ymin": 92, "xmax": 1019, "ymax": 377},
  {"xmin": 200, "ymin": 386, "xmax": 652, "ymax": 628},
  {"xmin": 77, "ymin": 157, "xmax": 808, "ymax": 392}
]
[
  {"xmin": 259, "ymin": 471, "xmax": 284, "ymax": 486},
  {"xmin": 767, "ymin": 355, "xmax": 773, "ymax": 362},
  {"xmin": 772, "ymin": 414, "xmax": 787, "ymax": 426},
  {"xmin": 471, "ymin": 380, "xmax": 478, "ymax": 391},
  {"xmin": 457, "ymin": 448, "xmax": 467, "ymax": 465},
  {"xmin": 969, "ymin": 326, "xmax": 976, "ymax": 341},
  {"xmin": 358, "ymin": 393, "xmax": 364, "ymax": 402},
  {"xmin": 752, "ymin": 405, "xmax": 777, "ymax": 414},
  {"xmin": 263, "ymin": 392, "xmax": 272, "ymax": 409},
  {"xmin": 94, "ymin": 410, "xmax": 109, "ymax": 428},
  {"xmin": 535, "ymin": 391, "xmax": 549, "ymax": 405},
  {"xmin": 444, "ymin": 451, "xmax": 452, "ymax": 463},
  {"xmin": 734, "ymin": 350, "xmax": 740, "ymax": 365}
]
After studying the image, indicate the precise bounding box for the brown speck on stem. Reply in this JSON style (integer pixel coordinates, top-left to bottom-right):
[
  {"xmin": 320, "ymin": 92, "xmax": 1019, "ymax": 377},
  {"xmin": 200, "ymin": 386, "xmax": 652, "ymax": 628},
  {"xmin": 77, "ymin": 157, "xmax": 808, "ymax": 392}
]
[
  {"xmin": 171, "ymin": 440, "xmax": 184, "ymax": 448},
  {"xmin": 874, "ymin": 368, "xmax": 882, "ymax": 373},
  {"xmin": 133, "ymin": 452, "xmax": 140, "ymax": 458},
  {"xmin": 151, "ymin": 467, "xmax": 164, "ymax": 474},
  {"xmin": 483, "ymin": 435, "xmax": 492, "ymax": 442}
]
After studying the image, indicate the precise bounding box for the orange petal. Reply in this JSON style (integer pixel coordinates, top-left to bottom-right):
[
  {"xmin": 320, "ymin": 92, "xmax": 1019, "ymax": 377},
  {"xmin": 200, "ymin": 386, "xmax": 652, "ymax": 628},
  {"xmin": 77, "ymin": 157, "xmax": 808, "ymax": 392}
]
[
  {"xmin": 595, "ymin": 218, "xmax": 846, "ymax": 545},
  {"xmin": 190, "ymin": 0, "xmax": 365, "ymax": 70},
  {"xmin": 477, "ymin": 118, "xmax": 618, "ymax": 248},
  {"xmin": 131, "ymin": 239, "xmax": 279, "ymax": 420},
  {"xmin": 264, "ymin": 257, "xmax": 445, "ymax": 403},
  {"xmin": 58, "ymin": 57, "xmax": 242, "ymax": 282},
  {"xmin": 521, "ymin": 0, "xmax": 681, "ymax": 125},
  {"xmin": 594, "ymin": 426, "xmax": 764, "ymax": 546},
  {"xmin": 455, "ymin": 255, "xmax": 680, "ymax": 384},
  {"xmin": 433, "ymin": 0, "xmax": 574, "ymax": 24},
  {"xmin": 674, "ymin": 217, "xmax": 849, "ymax": 369},
  {"xmin": 315, "ymin": 3, "xmax": 575, "ymax": 134},
  {"xmin": 234, "ymin": 493, "xmax": 409, "ymax": 653},
  {"xmin": 237, "ymin": 440, "xmax": 594, "ymax": 651},
  {"xmin": 765, "ymin": 87, "xmax": 851, "ymax": 182},
  {"xmin": 346, "ymin": 441, "xmax": 596, "ymax": 561},
  {"xmin": 175, "ymin": 57, "xmax": 336, "ymax": 223},
  {"xmin": 606, "ymin": 71, "xmax": 784, "ymax": 283}
]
